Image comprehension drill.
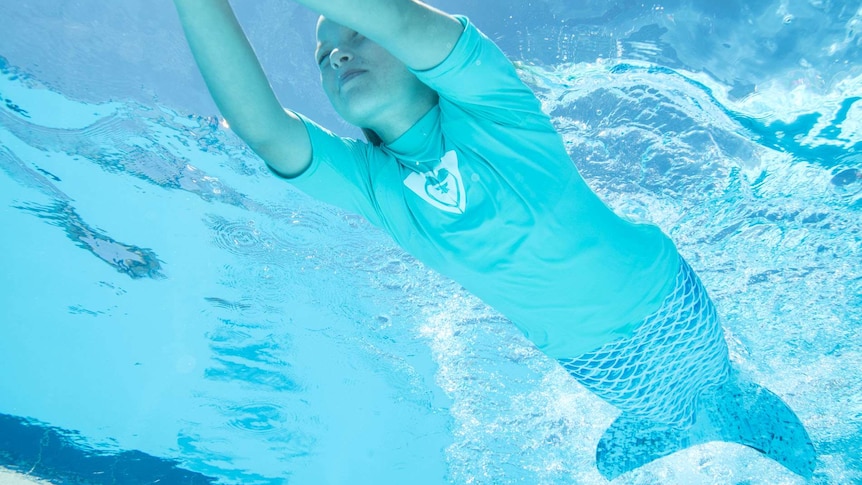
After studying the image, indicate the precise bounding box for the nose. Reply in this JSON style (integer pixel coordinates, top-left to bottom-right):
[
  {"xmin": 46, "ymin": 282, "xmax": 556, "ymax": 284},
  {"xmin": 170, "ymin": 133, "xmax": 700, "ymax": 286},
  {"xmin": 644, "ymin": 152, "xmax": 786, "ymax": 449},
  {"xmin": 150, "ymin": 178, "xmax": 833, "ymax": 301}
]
[{"xmin": 329, "ymin": 48, "xmax": 353, "ymax": 69}]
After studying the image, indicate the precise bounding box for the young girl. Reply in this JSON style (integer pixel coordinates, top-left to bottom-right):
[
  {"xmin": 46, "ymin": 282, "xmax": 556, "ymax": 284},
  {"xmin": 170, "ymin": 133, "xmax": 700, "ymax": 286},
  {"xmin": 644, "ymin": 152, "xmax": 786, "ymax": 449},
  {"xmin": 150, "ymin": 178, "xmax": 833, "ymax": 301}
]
[{"xmin": 174, "ymin": 0, "xmax": 816, "ymax": 479}]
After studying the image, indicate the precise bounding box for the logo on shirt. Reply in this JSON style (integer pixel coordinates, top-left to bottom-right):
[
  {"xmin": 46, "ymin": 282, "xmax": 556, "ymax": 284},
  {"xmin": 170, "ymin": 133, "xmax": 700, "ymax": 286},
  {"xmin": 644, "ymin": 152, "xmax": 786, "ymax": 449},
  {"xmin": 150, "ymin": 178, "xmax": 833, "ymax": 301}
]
[{"xmin": 403, "ymin": 150, "xmax": 466, "ymax": 214}]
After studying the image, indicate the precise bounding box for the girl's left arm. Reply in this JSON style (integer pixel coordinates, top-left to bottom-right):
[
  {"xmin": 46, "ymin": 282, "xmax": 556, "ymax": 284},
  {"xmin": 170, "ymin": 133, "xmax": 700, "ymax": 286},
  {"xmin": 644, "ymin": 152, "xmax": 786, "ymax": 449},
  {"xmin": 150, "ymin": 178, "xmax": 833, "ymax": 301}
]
[{"xmin": 294, "ymin": 0, "xmax": 463, "ymax": 71}]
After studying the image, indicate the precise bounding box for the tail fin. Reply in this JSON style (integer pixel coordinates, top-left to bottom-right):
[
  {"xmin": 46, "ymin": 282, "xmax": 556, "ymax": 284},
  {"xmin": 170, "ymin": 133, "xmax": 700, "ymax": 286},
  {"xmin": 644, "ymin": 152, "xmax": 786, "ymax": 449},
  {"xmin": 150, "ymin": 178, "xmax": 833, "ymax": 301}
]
[{"xmin": 596, "ymin": 374, "xmax": 816, "ymax": 480}]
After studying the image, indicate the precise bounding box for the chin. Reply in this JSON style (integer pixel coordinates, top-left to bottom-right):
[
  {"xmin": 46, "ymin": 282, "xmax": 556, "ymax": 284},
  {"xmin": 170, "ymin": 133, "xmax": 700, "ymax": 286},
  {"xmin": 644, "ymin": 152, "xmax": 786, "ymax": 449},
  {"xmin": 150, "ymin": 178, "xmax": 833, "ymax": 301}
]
[{"xmin": 336, "ymin": 96, "xmax": 385, "ymax": 128}]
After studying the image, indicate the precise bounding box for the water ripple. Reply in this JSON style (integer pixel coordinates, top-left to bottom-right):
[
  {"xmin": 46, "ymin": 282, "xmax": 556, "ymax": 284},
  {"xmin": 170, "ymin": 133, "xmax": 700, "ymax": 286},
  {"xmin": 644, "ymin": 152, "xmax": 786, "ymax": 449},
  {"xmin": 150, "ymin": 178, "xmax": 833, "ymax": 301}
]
[
  {"xmin": 270, "ymin": 209, "xmax": 332, "ymax": 251},
  {"xmin": 207, "ymin": 215, "xmax": 279, "ymax": 257},
  {"xmin": 205, "ymin": 358, "xmax": 299, "ymax": 393},
  {"xmin": 204, "ymin": 296, "xmax": 253, "ymax": 312},
  {"xmin": 15, "ymin": 201, "xmax": 165, "ymax": 279},
  {"xmin": 226, "ymin": 403, "xmax": 289, "ymax": 434}
]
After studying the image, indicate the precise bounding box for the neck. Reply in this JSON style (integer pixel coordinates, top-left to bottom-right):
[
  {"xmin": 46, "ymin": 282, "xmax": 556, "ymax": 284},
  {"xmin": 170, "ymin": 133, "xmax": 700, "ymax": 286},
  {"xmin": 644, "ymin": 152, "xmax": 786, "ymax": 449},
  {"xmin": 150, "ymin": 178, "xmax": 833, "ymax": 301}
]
[{"xmin": 367, "ymin": 91, "xmax": 438, "ymax": 145}]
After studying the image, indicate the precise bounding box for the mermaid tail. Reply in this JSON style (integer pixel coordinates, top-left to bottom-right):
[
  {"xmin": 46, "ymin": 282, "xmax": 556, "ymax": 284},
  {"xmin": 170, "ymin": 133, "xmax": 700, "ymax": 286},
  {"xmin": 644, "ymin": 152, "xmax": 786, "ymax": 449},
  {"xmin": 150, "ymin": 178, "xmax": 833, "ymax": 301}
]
[
  {"xmin": 558, "ymin": 257, "xmax": 816, "ymax": 479},
  {"xmin": 595, "ymin": 371, "xmax": 817, "ymax": 480}
]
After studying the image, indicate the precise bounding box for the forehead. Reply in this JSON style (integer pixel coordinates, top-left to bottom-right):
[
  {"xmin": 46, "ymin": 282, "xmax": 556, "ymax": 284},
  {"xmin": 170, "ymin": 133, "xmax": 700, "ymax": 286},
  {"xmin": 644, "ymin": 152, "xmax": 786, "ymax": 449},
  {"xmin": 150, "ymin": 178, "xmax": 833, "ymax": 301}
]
[{"xmin": 315, "ymin": 16, "xmax": 351, "ymax": 45}]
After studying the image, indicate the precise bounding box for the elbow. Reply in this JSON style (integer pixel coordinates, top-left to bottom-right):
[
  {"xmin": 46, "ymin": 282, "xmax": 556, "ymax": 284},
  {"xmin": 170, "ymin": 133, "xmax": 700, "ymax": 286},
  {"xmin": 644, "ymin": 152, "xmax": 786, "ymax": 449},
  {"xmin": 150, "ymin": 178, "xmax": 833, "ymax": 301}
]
[
  {"xmin": 220, "ymin": 110, "xmax": 312, "ymax": 177},
  {"xmin": 251, "ymin": 139, "xmax": 312, "ymax": 179}
]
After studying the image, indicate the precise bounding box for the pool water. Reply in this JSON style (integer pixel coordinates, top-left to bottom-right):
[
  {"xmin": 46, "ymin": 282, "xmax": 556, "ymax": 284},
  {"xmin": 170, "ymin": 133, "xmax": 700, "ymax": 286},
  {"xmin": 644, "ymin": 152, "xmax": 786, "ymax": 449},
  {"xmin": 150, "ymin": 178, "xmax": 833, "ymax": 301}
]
[{"xmin": 0, "ymin": 1, "xmax": 860, "ymax": 484}]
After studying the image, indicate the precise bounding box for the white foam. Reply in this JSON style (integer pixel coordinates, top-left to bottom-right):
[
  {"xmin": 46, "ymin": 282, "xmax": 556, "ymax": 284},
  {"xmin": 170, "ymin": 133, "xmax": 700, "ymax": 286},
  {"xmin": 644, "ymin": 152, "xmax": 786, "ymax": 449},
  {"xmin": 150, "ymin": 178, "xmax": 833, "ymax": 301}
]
[{"xmin": 0, "ymin": 468, "xmax": 51, "ymax": 485}]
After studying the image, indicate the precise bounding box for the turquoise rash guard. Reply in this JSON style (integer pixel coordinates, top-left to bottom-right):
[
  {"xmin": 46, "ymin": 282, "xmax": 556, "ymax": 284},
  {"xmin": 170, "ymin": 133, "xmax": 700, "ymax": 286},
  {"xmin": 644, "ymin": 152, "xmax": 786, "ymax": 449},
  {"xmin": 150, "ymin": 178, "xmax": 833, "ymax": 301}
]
[{"xmin": 284, "ymin": 15, "xmax": 680, "ymax": 358}]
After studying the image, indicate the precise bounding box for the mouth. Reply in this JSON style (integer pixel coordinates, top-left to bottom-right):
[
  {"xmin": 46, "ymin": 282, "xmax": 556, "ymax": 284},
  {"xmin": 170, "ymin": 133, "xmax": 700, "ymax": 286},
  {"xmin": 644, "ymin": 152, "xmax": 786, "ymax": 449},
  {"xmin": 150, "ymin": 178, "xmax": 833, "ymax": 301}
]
[{"xmin": 338, "ymin": 69, "xmax": 367, "ymax": 89}]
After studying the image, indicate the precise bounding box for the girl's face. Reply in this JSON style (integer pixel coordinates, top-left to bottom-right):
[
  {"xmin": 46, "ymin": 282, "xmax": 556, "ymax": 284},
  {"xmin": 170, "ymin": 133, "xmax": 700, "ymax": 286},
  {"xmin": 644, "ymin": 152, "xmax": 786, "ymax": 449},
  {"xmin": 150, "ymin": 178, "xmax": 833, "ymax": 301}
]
[{"xmin": 315, "ymin": 17, "xmax": 436, "ymax": 142}]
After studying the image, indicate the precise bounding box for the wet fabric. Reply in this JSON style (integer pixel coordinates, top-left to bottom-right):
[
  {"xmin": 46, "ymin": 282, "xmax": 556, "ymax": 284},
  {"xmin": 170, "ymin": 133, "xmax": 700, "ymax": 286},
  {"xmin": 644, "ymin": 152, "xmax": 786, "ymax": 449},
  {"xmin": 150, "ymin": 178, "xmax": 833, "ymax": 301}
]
[
  {"xmin": 558, "ymin": 257, "xmax": 732, "ymax": 425},
  {"xmin": 284, "ymin": 15, "xmax": 679, "ymax": 357}
]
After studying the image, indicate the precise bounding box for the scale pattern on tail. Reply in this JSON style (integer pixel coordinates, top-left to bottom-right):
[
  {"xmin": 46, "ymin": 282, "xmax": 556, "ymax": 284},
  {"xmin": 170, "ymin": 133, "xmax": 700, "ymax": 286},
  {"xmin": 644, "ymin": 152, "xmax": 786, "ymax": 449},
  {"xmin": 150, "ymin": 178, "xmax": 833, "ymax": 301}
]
[{"xmin": 558, "ymin": 257, "xmax": 731, "ymax": 426}]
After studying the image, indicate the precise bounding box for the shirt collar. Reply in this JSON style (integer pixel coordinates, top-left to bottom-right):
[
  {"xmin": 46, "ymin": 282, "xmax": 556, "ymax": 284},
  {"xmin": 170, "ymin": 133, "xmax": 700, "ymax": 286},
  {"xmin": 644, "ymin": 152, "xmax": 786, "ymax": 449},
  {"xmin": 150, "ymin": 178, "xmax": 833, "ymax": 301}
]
[{"xmin": 381, "ymin": 105, "xmax": 445, "ymax": 171}]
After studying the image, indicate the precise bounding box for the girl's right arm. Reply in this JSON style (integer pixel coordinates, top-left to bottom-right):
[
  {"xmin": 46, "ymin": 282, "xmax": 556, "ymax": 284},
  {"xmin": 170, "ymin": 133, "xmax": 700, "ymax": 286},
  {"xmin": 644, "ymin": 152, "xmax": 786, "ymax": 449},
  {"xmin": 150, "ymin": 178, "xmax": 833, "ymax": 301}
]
[{"xmin": 173, "ymin": 0, "xmax": 312, "ymax": 177}]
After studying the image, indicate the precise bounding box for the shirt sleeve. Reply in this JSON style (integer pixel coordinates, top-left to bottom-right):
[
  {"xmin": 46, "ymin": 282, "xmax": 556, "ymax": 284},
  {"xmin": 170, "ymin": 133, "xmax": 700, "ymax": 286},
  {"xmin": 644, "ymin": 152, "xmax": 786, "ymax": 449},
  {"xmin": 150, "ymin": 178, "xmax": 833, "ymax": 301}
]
[
  {"xmin": 272, "ymin": 111, "xmax": 384, "ymax": 227},
  {"xmin": 409, "ymin": 15, "xmax": 545, "ymax": 126}
]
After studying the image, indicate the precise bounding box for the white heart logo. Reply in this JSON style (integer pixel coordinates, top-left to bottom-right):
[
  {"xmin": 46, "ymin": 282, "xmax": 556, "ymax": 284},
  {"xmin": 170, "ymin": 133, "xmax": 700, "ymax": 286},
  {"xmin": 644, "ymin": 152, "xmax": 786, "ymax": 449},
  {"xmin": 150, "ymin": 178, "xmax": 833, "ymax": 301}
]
[{"xmin": 403, "ymin": 151, "xmax": 466, "ymax": 214}]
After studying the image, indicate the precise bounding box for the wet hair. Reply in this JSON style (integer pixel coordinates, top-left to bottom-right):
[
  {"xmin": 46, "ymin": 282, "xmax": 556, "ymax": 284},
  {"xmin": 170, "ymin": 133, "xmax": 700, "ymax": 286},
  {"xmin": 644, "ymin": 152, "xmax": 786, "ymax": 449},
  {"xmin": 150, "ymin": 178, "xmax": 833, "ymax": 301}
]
[{"xmin": 361, "ymin": 127, "xmax": 383, "ymax": 146}]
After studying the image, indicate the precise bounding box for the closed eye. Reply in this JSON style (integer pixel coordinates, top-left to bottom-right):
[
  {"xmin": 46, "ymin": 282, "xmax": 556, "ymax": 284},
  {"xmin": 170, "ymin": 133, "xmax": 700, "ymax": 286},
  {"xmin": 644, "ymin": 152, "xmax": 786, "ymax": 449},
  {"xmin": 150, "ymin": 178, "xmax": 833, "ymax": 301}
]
[{"xmin": 316, "ymin": 32, "xmax": 361, "ymax": 68}]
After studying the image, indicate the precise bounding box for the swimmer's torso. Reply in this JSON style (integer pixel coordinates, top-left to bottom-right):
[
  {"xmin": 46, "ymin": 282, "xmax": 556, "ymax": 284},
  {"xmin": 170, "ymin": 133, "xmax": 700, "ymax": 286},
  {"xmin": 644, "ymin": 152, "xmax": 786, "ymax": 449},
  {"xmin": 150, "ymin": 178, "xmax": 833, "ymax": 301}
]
[{"xmin": 379, "ymin": 102, "xmax": 678, "ymax": 358}]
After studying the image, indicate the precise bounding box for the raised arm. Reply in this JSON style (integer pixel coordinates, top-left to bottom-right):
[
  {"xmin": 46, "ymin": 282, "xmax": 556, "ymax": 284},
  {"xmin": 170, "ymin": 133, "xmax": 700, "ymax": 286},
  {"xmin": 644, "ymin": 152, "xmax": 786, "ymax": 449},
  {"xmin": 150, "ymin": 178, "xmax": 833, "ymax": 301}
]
[
  {"xmin": 173, "ymin": 0, "xmax": 311, "ymax": 177},
  {"xmin": 294, "ymin": 0, "xmax": 464, "ymax": 71}
]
